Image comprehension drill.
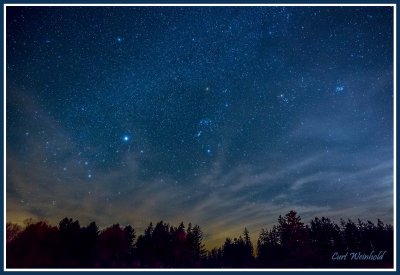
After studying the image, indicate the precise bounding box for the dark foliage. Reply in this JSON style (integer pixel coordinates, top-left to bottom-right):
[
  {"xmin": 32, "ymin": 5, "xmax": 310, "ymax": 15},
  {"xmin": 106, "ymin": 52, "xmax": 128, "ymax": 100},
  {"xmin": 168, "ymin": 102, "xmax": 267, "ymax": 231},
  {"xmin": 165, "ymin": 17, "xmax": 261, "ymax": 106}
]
[{"xmin": 6, "ymin": 211, "xmax": 393, "ymax": 268}]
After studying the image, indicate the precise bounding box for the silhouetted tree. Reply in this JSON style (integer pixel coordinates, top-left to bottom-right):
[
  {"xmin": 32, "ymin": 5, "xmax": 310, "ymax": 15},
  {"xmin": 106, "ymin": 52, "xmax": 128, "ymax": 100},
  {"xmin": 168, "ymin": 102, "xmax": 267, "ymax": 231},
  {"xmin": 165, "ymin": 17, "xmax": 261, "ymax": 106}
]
[
  {"xmin": 187, "ymin": 223, "xmax": 205, "ymax": 267},
  {"xmin": 7, "ymin": 221, "xmax": 61, "ymax": 267},
  {"xmin": 222, "ymin": 237, "xmax": 234, "ymax": 267},
  {"xmin": 124, "ymin": 225, "xmax": 136, "ymax": 254},
  {"xmin": 80, "ymin": 221, "xmax": 99, "ymax": 267},
  {"xmin": 6, "ymin": 212, "xmax": 394, "ymax": 268},
  {"xmin": 136, "ymin": 222, "xmax": 154, "ymax": 267},
  {"xmin": 170, "ymin": 222, "xmax": 189, "ymax": 267},
  {"xmin": 58, "ymin": 218, "xmax": 81, "ymax": 266},
  {"xmin": 6, "ymin": 223, "xmax": 21, "ymax": 244},
  {"xmin": 278, "ymin": 210, "xmax": 307, "ymax": 250},
  {"xmin": 96, "ymin": 224, "xmax": 133, "ymax": 267},
  {"xmin": 204, "ymin": 247, "xmax": 223, "ymax": 267},
  {"xmin": 341, "ymin": 219, "xmax": 361, "ymax": 251},
  {"xmin": 277, "ymin": 210, "xmax": 313, "ymax": 266},
  {"xmin": 220, "ymin": 229, "xmax": 255, "ymax": 268},
  {"xmin": 257, "ymin": 225, "xmax": 283, "ymax": 267},
  {"xmin": 308, "ymin": 217, "xmax": 343, "ymax": 267},
  {"xmin": 242, "ymin": 228, "xmax": 254, "ymax": 266}
]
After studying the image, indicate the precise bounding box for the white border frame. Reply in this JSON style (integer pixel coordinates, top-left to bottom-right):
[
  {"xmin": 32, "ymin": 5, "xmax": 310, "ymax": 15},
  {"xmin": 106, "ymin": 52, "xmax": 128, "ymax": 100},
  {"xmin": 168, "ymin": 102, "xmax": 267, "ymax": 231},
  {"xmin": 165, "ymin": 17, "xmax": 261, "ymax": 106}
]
[{"xmin": 3, "ymin": 3, "xmax": 397, "ymax": 272}]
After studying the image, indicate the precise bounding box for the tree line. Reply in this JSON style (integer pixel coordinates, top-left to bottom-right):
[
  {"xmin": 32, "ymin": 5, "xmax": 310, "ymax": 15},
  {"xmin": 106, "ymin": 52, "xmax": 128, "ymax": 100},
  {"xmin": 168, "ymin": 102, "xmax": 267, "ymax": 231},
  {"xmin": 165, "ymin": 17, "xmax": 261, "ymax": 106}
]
[{"xmin": 6, "ymin": 210, "xmax": 393, "ymax": 268}]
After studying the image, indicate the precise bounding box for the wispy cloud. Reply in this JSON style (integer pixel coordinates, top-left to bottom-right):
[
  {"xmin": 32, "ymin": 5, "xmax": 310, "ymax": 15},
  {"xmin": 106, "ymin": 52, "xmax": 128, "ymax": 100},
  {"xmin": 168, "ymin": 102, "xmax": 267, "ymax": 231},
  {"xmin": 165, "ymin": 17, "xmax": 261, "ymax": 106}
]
[{"xmin": 6, "ymin": 90, "xmax": 394, "ymax": 250}]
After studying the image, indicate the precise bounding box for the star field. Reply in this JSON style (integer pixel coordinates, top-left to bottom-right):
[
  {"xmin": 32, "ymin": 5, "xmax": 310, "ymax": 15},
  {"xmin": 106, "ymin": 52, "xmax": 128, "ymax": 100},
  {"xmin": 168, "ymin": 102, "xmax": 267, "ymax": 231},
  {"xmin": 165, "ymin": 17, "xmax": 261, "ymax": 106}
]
[{"xmin": 6, "ymin": 6, "xmax": 394, "ymax": 248}]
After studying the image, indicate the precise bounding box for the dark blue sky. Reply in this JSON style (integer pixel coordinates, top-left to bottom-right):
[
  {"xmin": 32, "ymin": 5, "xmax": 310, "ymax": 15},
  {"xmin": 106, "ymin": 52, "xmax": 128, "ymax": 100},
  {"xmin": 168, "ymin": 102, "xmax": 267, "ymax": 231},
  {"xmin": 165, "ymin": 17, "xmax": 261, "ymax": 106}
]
[{"xmin": 6, "ymin": 6, "xmax": 394, "ymax": 248}]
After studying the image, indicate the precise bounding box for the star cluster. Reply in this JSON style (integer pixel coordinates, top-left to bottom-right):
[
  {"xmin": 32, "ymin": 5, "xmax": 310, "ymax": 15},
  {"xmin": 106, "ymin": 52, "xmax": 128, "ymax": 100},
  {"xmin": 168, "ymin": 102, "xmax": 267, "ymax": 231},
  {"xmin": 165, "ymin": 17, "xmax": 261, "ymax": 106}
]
[{"xmin": 6, "ymin": 6, "xmax": 393, "ymax": 248}]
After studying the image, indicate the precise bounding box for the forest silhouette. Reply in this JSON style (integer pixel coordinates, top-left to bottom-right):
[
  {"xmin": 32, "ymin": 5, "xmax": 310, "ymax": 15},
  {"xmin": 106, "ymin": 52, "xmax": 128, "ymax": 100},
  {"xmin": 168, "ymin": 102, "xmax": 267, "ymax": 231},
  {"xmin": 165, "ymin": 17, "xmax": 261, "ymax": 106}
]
[{"xmin": 6, "ymin": 210, "xmax": 393, "ymax": 268}]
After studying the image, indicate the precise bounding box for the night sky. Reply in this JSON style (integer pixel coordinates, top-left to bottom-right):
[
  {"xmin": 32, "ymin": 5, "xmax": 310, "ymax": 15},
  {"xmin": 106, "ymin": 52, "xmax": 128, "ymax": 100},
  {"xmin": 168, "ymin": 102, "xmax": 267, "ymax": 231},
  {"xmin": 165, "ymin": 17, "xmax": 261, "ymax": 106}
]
[{"xmin": 6, "ymin": 6, "xmax": 394, "ymax": 248}]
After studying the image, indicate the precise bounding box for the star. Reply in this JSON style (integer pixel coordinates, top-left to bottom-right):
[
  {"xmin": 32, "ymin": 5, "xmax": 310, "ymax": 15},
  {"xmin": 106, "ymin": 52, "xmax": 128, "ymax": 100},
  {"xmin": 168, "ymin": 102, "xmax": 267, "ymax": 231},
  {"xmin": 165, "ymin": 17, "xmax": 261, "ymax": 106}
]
[
  {"xmin": 199, "ymin": 119, "xmax": 211, "ymax": 127},
  {"xmin": 336, "ymin": 85, "xmax": 345, "ymax": 93},
  {"xmin": 5, "ymin": 6, "xmax": 394, "ymax": 258},
  {"xmin": 278, "ymin": 94, "xmax": 289, "ymax": 104}
]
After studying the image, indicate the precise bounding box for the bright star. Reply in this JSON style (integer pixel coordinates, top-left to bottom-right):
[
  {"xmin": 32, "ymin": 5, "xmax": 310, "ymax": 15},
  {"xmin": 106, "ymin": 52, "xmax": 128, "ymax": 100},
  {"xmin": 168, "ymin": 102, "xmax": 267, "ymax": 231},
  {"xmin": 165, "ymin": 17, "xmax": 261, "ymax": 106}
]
[
  {"xmin": 123, "ymin": 135, "xmax": 129, "ymax": 141},
  {"xmin": 278, "ymin": 94, "xmax": 289, "ymax": 104},
  {"xmin": 116, "ymin": 37, "xmax": 123, "ymax": 43}
]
